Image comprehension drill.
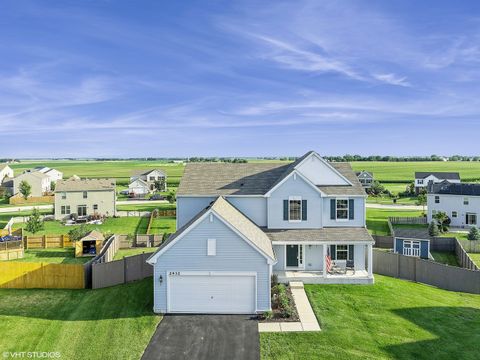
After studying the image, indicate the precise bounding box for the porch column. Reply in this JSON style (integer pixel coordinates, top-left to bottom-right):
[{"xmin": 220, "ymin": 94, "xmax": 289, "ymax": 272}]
[
  {"xmin": 367, "ymin": 244, "xmax": 373, "ymax": 277},
  {"xmin": 323, "ymin": 244, "xmax": 327, "ymax": 278}
]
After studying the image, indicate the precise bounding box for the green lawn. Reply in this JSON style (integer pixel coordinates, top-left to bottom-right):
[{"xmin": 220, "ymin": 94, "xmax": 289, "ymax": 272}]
[
  {"xmin": 431, "ymin": 251, "xmax": 460, "ymax": 267},
  {"xmin": 0, "ymin": 278, "xmax": 161, "ymax": 360},
  {"xmin": 367, "ymin": 196, "xmax": 418, "ymax": 205},
  {"xmin": 261, "ymin": 275, "xmax": 480, "ymax": 360},
  {"xmin": 113, "ymin": 247, "xmax": 158, "ymax": 260},
  {"xmin": 116, "ymin": 203, "xmax": 176, "ymax": 212},
  {"xmin": 9, "ymin": 248, "xmax": 90, "ymax": 264},
  {"xmin": 470, "ymin": 253, "xmax": 480, "ymax": 267},
  {"xmin": 148, "ymin": 216, "xmax": 176, "ymax": 235},
  {"xmin": 366, "ymin": 209, "xmax": 424, "ymax": 236},
  {"xmin": 350, "ymin": 161, "xmax": 480, "ymax": 182}
]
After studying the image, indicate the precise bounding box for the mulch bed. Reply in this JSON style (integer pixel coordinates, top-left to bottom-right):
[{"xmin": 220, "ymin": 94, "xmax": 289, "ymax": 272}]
[{"xmin": 258, "ymin": 284, "xmax": 300, "ymax": 323}]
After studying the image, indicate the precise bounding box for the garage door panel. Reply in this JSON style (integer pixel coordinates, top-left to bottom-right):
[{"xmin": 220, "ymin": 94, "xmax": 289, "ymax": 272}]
[{"xmin": 169, "ymin": 273, "xmax": 256, "ymax": 314}]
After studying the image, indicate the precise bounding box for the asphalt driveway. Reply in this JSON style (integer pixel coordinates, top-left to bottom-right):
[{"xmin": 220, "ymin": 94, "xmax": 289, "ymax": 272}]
[{"xmin": 141, "ymin": 315, "xmax": 260, "ymax": 360}]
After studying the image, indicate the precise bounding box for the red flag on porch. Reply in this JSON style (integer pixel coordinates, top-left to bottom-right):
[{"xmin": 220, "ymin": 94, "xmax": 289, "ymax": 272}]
[{"xmin": 325, "ymin": 255, "xmax": 332, "ymax": 272}]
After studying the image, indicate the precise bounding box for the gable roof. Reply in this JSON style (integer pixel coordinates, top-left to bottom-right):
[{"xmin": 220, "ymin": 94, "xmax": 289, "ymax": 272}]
[
  {"xmin": 177, "ymin": 152, "xmax": 365, "ymax": 196},
  {"xmin": 0, "ymin": 164, "xmax": 11, "ymax": 171},
  {"xmin": 415, "ymin": 172, "xmax": 460, "ymax": 180},
  {"xmin": 129, "ymin": 178, "xmax": 149, "ymax": 187},
  {"xmin": 55, "ymin": 177, "xmax": 115, "ymax": 192},
  {"xmin": 356, "ymin": 170, "xmax": 373, "ymax": 178},
  {"xmin": 131, "ymin": 169, "xmax": 166, "ymax": 177},
  {"xmin": 429, "ymin": 181, "xmax": 480, "ymax": 196},
  {"xmin": 81, "ymin": 230, "xmax": 105, "ymax": 242},
  {"xmin": 16, "ymin": 171, "xmax": 49, "ymax": 180},
  {"xmin": 147, "ymin": 196, "xmax": 275, "ymax": 264}
]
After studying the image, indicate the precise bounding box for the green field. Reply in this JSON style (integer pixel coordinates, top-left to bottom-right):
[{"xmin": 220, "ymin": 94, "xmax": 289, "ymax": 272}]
[
  {"xmin": 0, "ymin": 278, "xmax": 161, "ymax": 360},
  {"xmin": 261, "ymin": 275, "xmax": 480, "ymax": 360},
  {"xmin": 350, "ymin": 161, "xmax": 480, "ymax": 182}
]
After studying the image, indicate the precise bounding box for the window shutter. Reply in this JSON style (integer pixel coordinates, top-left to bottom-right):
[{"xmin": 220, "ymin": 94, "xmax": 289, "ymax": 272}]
[
  {"xmin": 349, "ymin": 199, "xmax": 354, "ymax": 220},
  {"xmin": 302, "ymin": 200, "xmax": 307, "ymax": 221},
  {"xmin": 330, "ymin": 199, "xmax": 336, "ymax": 220},
  {"xmin": 283, "ymin": 200, "xmax": 289, "ymax": 221},
  {"xmin": 348, "ymin": 245, "xmax": 354, "ymax": 261},
  {"xmin": 330, "ymin": 245, "xmax": 336, "ymax": 260}
]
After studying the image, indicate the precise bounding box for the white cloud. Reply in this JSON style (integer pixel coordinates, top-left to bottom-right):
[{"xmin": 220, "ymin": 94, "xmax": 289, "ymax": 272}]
[{"xmin": 372, "ymin": 73, "xmax": 411, "ymax": 87}]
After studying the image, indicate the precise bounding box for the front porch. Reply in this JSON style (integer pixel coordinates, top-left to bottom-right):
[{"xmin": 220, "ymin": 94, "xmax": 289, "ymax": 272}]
[{"xmin": 274, "ymin": 270, "xmax": 374, "ymax": 285}]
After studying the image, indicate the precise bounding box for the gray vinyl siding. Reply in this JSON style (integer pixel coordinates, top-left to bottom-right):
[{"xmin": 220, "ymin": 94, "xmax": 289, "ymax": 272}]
[
  {"xmin": 305, "ymin": 245, "xmax": 323, "ymax": 270},
  {"xmin": 322, "ymin": 197, "xmax": 366, "ymax": 227},
  {"xmin": 152, "ymin": 213, "xmax": 271, "ymax": 313},
  {"xmin": 272, "ymin": 245, "xmax": 285, "ymax": 271},
  {"xmin": 427, "ymin": 193, "xmax": 480, "ymax": 228},
  {"xmin": 177, "ymin": 197, "xmax": 215, "ymax": 228},
  {"xmin": 354, "ymin": 245, "xmax": 365, "ymax": 271},
  {"xmin": 267, "ymin": 175, "xmax": 322, "ymax": 229},
  {"xmin": 226, "ymin": 197, "xmax": 267, "ymax": 227}
]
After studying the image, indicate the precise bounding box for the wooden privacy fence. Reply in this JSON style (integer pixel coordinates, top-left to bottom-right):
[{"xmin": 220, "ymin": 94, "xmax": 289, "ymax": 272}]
[
  {"xmin": 24, "ymin": 235, "xmax": 73, "ymax": 249},
  {"xmin": 92, "ymin": 252, "xmax": 153, "ymax": 289},
  {"xmin": 373, "ymin": 249, "xmax": 480, "ymax": 294},
  {"xmin": 389, "ymin": 217, "xmax": 427, "ymax": 225},
  {"xmin": 0, "ymin": 262, "xmax": 84, "ymax": 289}
]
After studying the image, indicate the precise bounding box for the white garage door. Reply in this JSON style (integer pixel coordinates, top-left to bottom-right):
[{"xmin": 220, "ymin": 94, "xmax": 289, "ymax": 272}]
[{"xmin": 168, "ymin": 272, "xmax": 256, "ymax": 314}]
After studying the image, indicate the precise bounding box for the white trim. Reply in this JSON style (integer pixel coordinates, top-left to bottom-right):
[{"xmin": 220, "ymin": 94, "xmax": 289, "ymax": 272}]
[
  {"xmin": 284, "ymin": 244, "xmax": 305, "ymax": 270},
  {"xmin": 288, "ymin": 196, "xmax": 302, "ymax": 222},
  {"xmin": 207, "ymin": 238, "xmax": 216, "ymax": 256},
  {"xmin": 294, "ymin": 151, "xmax": 353, "ymax": 186},
  {"xmin": 272, "ymin": 240, "xmax": 374, "ymax": 245},
  {"xmin": 166, "ymin": 271, "xmax": 258, "ymax": 314},
  {"xmin": 265, "ymin": 170, "xmax": 325, "ymax": 197},
  {"xmin": 335, "ymin": 198, "xmax": 349, "ymax": 221}
]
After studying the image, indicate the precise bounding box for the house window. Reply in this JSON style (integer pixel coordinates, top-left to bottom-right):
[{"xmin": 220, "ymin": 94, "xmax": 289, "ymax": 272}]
[
  {"xmin": 149, "ymin": 176, "xmax": 155, "ymax": 181},
  {"xmin": 77, "ymin": 205, "xmax": 87, "ymax": 217},
  {"xmin": 289, "ymin": 198, "xmax": 302, "ymax": 221},
  {"xmin": 61, "ymin": 192, "xmax": 66, "ymax": 200},
  {"xmin": 464, "ymin": 197, "xmax": 469, "ymax": 205},
  {"xmin": 83, "ymin": 191, "xmax": 88, "ymax": 199},
  {"xmin": 435, "ymin": 196, "xmax": 440, "ymax": 204},
  {"xmin": 336, "ymin": 199, "xmax": 349, "ymax": 220},
  {"xmin": 452, "ymin": 211, "xmax": 458, "ymax": 218},
  {"xmin": 207, "ymin": 239, "xmax": 216, "ymax": 256},
  {"xmin": 336, "ymin": 245, "xmax": 348, "ymax": 260},
  {"xmin": 93, "ymin": 204, "xmax": 98, "ymax": 211},
  {"xmin": 466, "ymin": 213, "xmax": 477, "ymax": 225},
  {"xmin": 61, "ymin": 206, "xmax": 70, "ymax": 215},
  {"xmin": 418, "ymin": 179, "xmax": 424, "ymax": 185}
]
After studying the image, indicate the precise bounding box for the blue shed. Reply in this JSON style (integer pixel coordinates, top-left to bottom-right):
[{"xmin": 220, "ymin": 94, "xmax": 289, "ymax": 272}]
[{"xmin": 394, "ymin": 237, "xmax": 430, "ymax": 259}]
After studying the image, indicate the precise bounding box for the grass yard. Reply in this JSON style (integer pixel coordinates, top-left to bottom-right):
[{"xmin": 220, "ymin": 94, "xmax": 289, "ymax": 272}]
[
  {"xmin": 9, "ymin": 248, "xmax": 90, "ymax": 264},
  {"xmin": 116, "ymin": 203, "xmax": 176, "ymax": 212},
  {"xmin": 350, "ymin": 161, "xmax": 480, "ymax": 182},
  {"xmin": 148, "ymin": 216, "xmax": 176, "ymax": 235},
  {"xmin": 261, "ymin": 275, "xmax": 480, "ymax": 360},
  {"xmin": 0, "ymin": 278, "xmax": 161, "ymax": 360},
  {"xmin": 430, "ymin": 251, "xmax": 460, "ymax": 267},
  {"xmin": 113, "ymin": 247, "xmax": 158, "ymax": 260},
  {"xmin": 469, "ymin": 253, "xmax": 480, "ymax": 267},
  {"xmin": 366, "ymin": 209, "xmax": 424, "ymax": 236},
  {"xmin": 367, "ymin": 196, "xmax": 418, "ymax": 205}
]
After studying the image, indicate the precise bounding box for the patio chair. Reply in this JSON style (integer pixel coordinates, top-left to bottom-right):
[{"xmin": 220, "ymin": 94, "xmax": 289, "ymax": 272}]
[{"xmin": 346, "ymin": 260, "xmax": 355, "ymax": 274}]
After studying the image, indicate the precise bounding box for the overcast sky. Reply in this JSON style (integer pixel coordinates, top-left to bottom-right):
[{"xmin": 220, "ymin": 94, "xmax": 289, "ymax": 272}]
[{"xmin": 1, "ymin": 0, "xmax": 480, "ymax": 158}]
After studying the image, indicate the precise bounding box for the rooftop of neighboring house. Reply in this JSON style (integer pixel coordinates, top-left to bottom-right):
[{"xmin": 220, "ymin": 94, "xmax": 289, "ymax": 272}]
[
  {"xmin": 55, "ymin": 176, "xmax": 116, "ymax": 192},
  {"xmin": 178, "ymin": 151, "xmax": 365, "ymax": 196},
  {"xmin": 131, "ymin": 169, "xmax": 167, "ymax": 177},
  {"xmin": 34, "ymin": 166, "xmax": 62, "ymax": 175},
  {"xmin": 0, "ymin": 163, "xmax": 12, "ymax": 171},
  {"xmin": 415, "ymin": 172, "xmax": 460, "ymax": 180},
  {"xmin": 16, "ymin": 171, "xmax": 49, "ymax": 180},
  {"xmin": 355, "ymin": 170, "xmax": 374, "ymax": 178},
  {"xmin": 428, "ymin": 181, "xmax": 480, "ymax": 196}
]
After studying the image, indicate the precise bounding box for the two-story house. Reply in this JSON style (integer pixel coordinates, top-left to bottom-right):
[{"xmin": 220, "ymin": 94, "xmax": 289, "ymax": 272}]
[
  {"xmin": 128, "ymin": 169, "xmax": 167, "ymax": 196},
  {"xmin": 356, "ymin": 170, "xmax": 374, "ymax": 188},
  {"xmin": 54, "ymin": 177, "xmax": 116, "ymax": 220},
  {"xmin": 13, "ymin": 171, "xmax": 51, "ymax": 197},
  {"xmin": 147, "ymin": 151, "xmax": 374, "ymax": 314},
  {"xmin": 427, "ymin": 181, "xmax": 480, "ymax": 228},
  {"xmin": 34, "ymin": 166, "xmax": 63, "ymax": 184},
  {"xmin": 415, "ymin": 172, "xmax": 460, "ymax": 194}
]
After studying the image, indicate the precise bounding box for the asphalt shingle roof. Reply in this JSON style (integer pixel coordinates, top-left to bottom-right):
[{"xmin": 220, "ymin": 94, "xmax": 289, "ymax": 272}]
[
  {"xmin": 263, "ymin": 227, "xmax": 374, "ymax": 243},
  {"xmin": 429, "ymin": 182, "xmax": 480, "ymax": 196},
  {"xmin": 55, "ymin": 177, "xmax": 115, "ymax": 192},
  {"xmin": 415, "ymin": 172, "xmax": 460, "ymax": 180}
]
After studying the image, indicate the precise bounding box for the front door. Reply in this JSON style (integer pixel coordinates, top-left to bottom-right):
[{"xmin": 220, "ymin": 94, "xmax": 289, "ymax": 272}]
[{"xmin": 286, "ymin": 245, "xmax": 299, "ymax": 267}]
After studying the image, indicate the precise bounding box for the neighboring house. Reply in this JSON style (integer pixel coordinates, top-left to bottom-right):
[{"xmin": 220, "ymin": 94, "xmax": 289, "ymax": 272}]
[
  {"xmin": 0, "ymin": 164, "xmax": 14, "ymax": 182},
  {"xmin": 34, "ymin": 167, "xmax": 63, "ymax": 184},
  {"xmin": 415, "ymin": 172, "xmax": 460, "ymax": 194},
  {"xmin": 54, "ymin": 177, "xmax": 116, "ymax": 220},
  {"xmin": 427, "ymin": 181, "xmax": 480, "ymax": 228},
  {"xmin": 129, "ymin": 169, "xmax": 167, "ymax": 194},
  {"xmin": 147, "ymin": 151, "xmax": 374, "ymax": 314},
  {"xmin": 356, "ymin": 170, "xmax": 374, "ymax": 188},
  {"xmin": 13, "ymin": 171, "xmax": 51, "ymax": 197}
]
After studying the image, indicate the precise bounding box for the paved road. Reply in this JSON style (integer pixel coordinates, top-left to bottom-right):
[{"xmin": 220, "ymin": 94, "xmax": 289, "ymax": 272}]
[
  {"xmin": 0, "ymin": 199, "xmax": 167, "ymax": 214},
  {"xmin": 366, "ymin": 203, "xmax": 423, "ymax": 210},
  {"xmin": 142, "ymin": 315, "xmax": 260, "ymax": 360}
]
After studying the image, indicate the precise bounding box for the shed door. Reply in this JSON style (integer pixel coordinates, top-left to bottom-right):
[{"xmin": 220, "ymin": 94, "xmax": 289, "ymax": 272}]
[{"xmin": 168, "ymin": 272, "xmax": 256, "ymax": 314}]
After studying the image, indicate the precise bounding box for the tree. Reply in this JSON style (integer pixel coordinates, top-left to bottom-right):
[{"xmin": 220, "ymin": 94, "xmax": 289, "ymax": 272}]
[
  {"xmin": 433, "ymin": 211, "xmax": 450, "ymax": 233},
  {"xmin": 25, "ymin": 208, "xmax": 44, "ymax": 234},
  {"xmin": 428, "ymin": 220, "xmax": 440, "ymax": 237},
  {"xmin": 416, "ymin": 194, "xmax": 427, "ymax": 213},
  {"xmin": 68, "ymin": 224, "xmax": 90, "ymax": 242},
  {"xmin": 50, "ymin": 181, "xmax": 56, "ymax": 192},
  {"xmin": 19, "ymin": 180, "xmax": 31, "ymax": 199},
  {"xmin": 468, "ymin": 226, "xmax": 480, "ymax": 241},
  {"xmin": 367, "ymin": 181, "xmax": 386, "ymax": 196},
  {"xmin": 166, "ymin": 191, "xmax": 176, "ymax": 204},
  {"xmin": 154, "ymin": 178, "xmax": 166, "ymax": 192}
]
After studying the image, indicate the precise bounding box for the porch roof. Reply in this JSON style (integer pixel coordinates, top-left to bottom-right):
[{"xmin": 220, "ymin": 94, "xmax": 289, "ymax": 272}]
[{"xmin": 262, "ymin": 227, "xmax": 374, "ymax": 243}]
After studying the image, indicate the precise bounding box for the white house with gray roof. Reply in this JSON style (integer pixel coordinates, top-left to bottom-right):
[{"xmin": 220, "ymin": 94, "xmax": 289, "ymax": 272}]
[
  {"xmin": 147, "ymin": 151, "xmax": 374, "ymax": 314},
  {"xmin": 415, "ymin": 171, "xmax": 460, "ymax": 194},
  {"xmin": 129, "ymin": 169, "xmax": 167, "ymax": 195}
]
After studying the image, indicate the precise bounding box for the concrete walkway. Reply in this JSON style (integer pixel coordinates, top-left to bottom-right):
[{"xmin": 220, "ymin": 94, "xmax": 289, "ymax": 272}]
[
  {"xmin": 366, "ymin": 203, "xmax": 423, "ymax": 210},
  {"xmin": 258, "ymin": 281, "xmax": 321, "ymax": 333}
]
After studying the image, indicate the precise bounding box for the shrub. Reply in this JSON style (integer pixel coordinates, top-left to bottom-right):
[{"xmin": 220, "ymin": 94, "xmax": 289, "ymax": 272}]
[
  {"xmin": 25, "ymin": 208, "xmax": 44, "ymax": 234},
  {"xmin": 428, "ymin": 221, "xmax": 440, "ymax": 237},
  {"xmin": 262, "ymin": 310, "xmax": 273, "ymax": 320},
  {"xmin": 68, "ymin": 224, "xmax": 89, "ymax": 242},
  {"xmin": 468, "ymin": 226, "xmax": 480, "ymax": 241}
]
